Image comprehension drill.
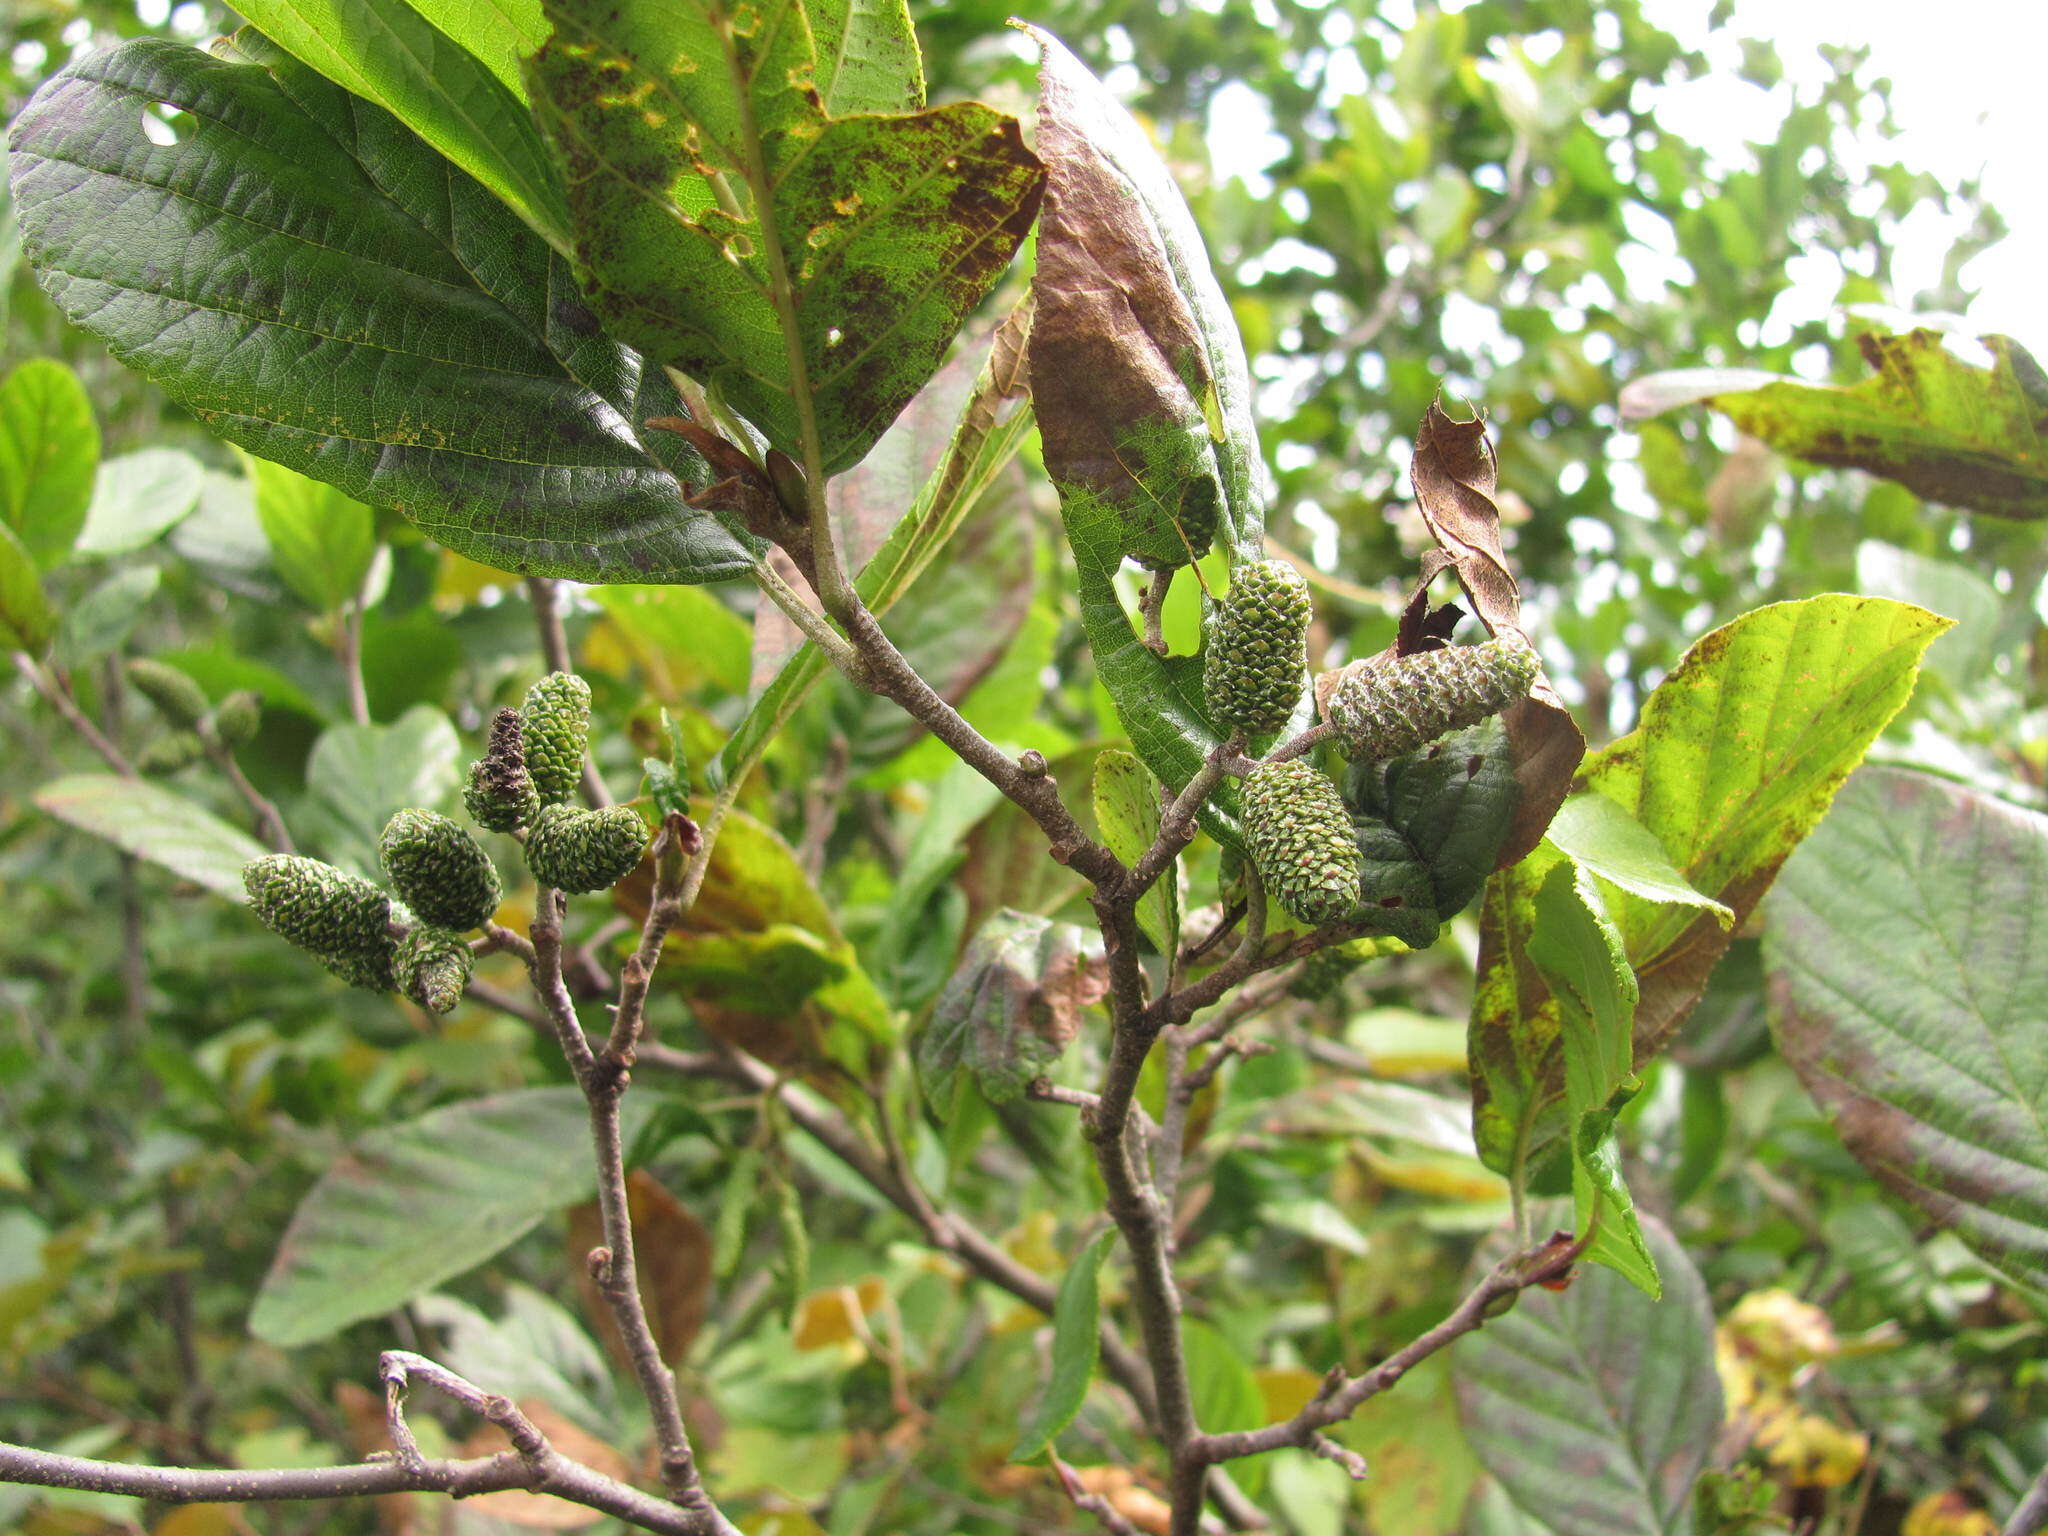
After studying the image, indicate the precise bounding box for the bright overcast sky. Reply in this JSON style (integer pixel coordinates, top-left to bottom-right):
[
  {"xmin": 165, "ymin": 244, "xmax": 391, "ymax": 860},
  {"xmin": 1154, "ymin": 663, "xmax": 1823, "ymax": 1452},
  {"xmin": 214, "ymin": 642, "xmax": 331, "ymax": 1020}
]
[{"xmin": 1642, "ymin": 0, "xmax": 2048, "ymax": 349}]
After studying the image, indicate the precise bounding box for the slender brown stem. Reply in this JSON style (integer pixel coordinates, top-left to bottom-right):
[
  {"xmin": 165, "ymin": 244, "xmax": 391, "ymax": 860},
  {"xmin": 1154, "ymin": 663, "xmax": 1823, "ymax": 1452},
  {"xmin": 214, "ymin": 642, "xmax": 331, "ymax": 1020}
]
[
  {"xmin": 15, "ymin": 653, "xmax": 134, "ymax": 775},
  {"xmin": 336, "ymin": 599, "xmax": 371, "ymax": 728},
  {"xmin": 1140, "ymin": 569, "xmax": 1173, "ymax": 655},
  {"xmin": 213, "ymin": 745, "xmax": 292, "ymax": 851},
  {"xmin": 1189, "ymin": 1230, "xmax": 1584, "ymax": 1467}
]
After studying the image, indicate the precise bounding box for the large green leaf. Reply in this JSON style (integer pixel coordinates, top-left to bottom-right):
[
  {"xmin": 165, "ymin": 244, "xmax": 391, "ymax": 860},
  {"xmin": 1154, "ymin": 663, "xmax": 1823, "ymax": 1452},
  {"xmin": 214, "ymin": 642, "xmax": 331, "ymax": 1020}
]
[
  {"xmin": 8, "ymin": 39, "xmax": 758, "ymax": 584},
  {"xmin": 249, "ymin": 1088, "xmax": 653, "ymax": 1347},
  {"xmin": 525, "ymin": 0, "xmax": 1040, "ymax": 475},
  {"xmin": 1452, "ymin": 1214, "xmax": 1719, "ymax": 1536},
  {"xmin": 1620, "ymin": 330, "xmax": 2048, "ymax": 520},
  {"xmin": 0, "ymin": 520, "xmax": 53, "ymax": 654},
  {"xmin": 810, "ymin": 0, "xmax": 925, "ymax": 116},
  {"xmin": 0, "ymin": 357, "xmax": 98, "ymax": 569},
  {"xmin": 1469, "ymin": 596, "xmax": 1950, "ymax": 1184},
  {"xmin": 231, "ymin": 0, "xmax": 574, "ymax": 252},
  {"xmin": 1342, "ymin": 717, "xmax": 1522, "ymax": 950},
  {"xmin": 33, "ymin": 774, "xmax": 270, "ymax": 899},
  {"xmin": 1009, "ymin": 1229, "xmax": 1112, "ymax": 1463},
  {"xmin": 1766, "ymin": 767, "xmax": 2048, "ymax": 1291},
  {"xmin": 245, "ymin": 455, "xmax": 377, "ymax": 613},
  {"xmin": 401, "ymin": 0, "xmax": 549, "ymax": 100}
]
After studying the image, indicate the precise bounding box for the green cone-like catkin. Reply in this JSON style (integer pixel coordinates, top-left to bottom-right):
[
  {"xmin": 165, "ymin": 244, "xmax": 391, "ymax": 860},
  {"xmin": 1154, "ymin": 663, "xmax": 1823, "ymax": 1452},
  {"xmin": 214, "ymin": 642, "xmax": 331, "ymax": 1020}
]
[
  {"xmin": 211, "ymin": 689, "xmax": 262, "ymax": 749},
  {"xmin": 465, "ymin": 707, "xmax": 540, "ymax": 833},
  {"xmin": 1240, "ymin": 759, "xmax": 1363, "ymax": 927},
  {"xmin": 1290, "ymin": 941, "xmax": 1368, "ymax": 1002},
  {"xmin": 242, "ymin": 854, "xmax": 396, "ymax": 991},
  {"xmin": 126, "ymin": 658, "xmax": 209, "ymax": 727},
  {"xmin": 137, "ymin": 730, "xmax": 205, "ymax": 775},
  {"xmin": 1326, "ymin": 638, "xmax": 1539, "ymax": 762},
  {"xmin": 395, "ymin": 926, "xmax": 473, "ymax": 1014},
  {"xmin": 1204, "ymin": 559, "xmax": 1312, "ymax": 735},
  {"xmin": 519, "ymin": 672, "xmax": 591, "ymax": 806},
  {"xmin": 524, "ymin": 803, "xmax": 649, "ymax": 894},
  {"xmin": 379, "ymin": 809, "xmax": 501, "ymax": 930}
]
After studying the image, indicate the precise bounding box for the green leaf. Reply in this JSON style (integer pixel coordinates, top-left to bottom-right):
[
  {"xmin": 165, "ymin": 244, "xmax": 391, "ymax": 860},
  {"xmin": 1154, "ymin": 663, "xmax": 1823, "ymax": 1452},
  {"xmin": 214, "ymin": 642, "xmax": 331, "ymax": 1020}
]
[
  {"xmin": 400, "ymin": 0, "xmax": 549, "ymax": 100},
  {"xmin": 1853, "ymin": 540, "xmax": 2001, "ymax": 688},
  {"xmin": 33, "ymin": 774, "xmax": 269, "ymax": 899},
  {"xmin": 10, "ymin": 40, "xmax": 758, "ymax": 585},
  {"xmin": 1182, "ymin": 1316, "xmax": 1266, "ymax": 1494},
  {"xmin": 713, "ymin": 316, "xmax": 1034, "ymax": 791},
  {"xmin": 1541, "ymin": 793, "xmax": 1732, "ymax": 950},
  {"xmin": 525, "ymin": 0, "xmax": 1042, "ymax": 474},
  {"xmin": 1525, "ymin": 861, "xmax": 1657, "ymax": 1296},
  {"xmin": 1342, "ymin": 717, "xmax": 1523, "ymax": 950},
  {"xmin": 1766, "ymin": 767, "xmax": 2048, "ymax": 1291},
  {"xmin": 75, "ymin": 448, "xmax": 204, "ymax": 558},
  {"xmin": 0, "ymin": 520, "xmax": 54, "ymax": 654},
  {"xmin": 57, "ymin": 566, "xmax": 162, "ymax": 666},
  {"xmin": 810, "ymin": 0, "xmax": 925, "ymax": 116},
  {"xmin": 1469, "ymin": 596, "xmax": 1951, "ymax": 1184},
  {"xmin": 302, "ymin": 705, "xmax": 463, "ymax": 874},
  {"xmin": 595, "ymin": 586, "xmax": 754, "ymax": 698},
  {"xmin": 1024, "ymin": 25, "xmax": 1264, "ymax": 569},
  {"xmin": 230, "ymin": 0, "xmax": 575, "ymax": 252},
  {"xmin": 249, "ymin": 1087, "xmax": 652, "ymax": 1346},
  {"xmin": 0, "ymin": 357, "xmax": 98, "ymax": 569},
  {"xmin": 245, "ymin": 455, "xmax": 377, "ymax": 613},
  {"xmin": 1452, "ymin": 1214, "xmax": 1720, "ymax": 1536},
  {"xmin": 1620, "ymin": 330, "xmax": 2048, "ymax": 519},
  {"xmin": 1091, "ymin": 749, "xmax": 1177, "ymax": 956},
  {"xmin": 917, "ymin": 910, "xmax": 1103, "ymax": 1109},
  {"xmin": 1010, "ymin": 1229, "xmax": 1113, "ymax": 1463}
]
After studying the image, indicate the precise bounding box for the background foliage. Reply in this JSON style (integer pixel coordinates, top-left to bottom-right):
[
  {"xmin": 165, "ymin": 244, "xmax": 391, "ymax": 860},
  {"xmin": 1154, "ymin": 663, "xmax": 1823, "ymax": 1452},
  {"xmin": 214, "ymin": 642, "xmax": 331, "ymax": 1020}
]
[{"xmin": 2, "ymin": 3, "xmax": 2042, "ymax": 1536}]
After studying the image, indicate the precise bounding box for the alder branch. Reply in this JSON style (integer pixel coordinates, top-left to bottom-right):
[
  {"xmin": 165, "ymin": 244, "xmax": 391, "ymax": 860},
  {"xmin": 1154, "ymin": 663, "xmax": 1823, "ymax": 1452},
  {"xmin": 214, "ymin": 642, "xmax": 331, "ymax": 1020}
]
[
  {"xmin": 14, "ymin": 653, "xmax": 134, "ymax": 776},
  {"xmin": 1189, "ymin": 1230, "xmax": 1585, "ymax": 1468},
  {"xmin": 0, "ymin": 1351, "xmax": 711, "ymax": 1536}
]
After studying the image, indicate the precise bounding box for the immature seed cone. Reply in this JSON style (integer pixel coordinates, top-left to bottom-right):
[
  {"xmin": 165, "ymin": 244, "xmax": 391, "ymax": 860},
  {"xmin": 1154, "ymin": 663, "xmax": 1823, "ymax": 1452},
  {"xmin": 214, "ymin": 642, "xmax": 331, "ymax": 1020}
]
[
  {"xmin": 210, "ymin": 689, "xmax": 263, "ymax": 749},
  {"xmin": 126, "ymin": 658, "xmax": 209, "ymax": 728},
  {"xmin": 1325, "ymin": 637, "xmax": 1539, "ymax": 762},
  {"xmin": 136, "ymin": 729, "xmax": 205, "ymax": 775},
  {"xmin": 242, "ymin": 854, "xmax": 396, "ymax": 991},
  {"xmin": 395, "ymin": 925, "xmax": 473, "ymax": 1015},
  {"xmin": 464, "ymin": 707, "xmax": 540, "ymax": 832},
  {"xmin": 1240, "ymin": 759, "xmax": 1363, "ymax": 927},
  {"xmin": 379, "ymin": 808, "xmax": 501, "ymax": 930},
  {"xmin": 524, "ymin": 803, "xmax": 649, "ymax": 894},
  {"xmin": 519, "ymin": 672, "xmax": 591, "ymax": 806},
  {"xmin": 1203, "ymin": 559, "xmax": 1312, "ymax": 735}
]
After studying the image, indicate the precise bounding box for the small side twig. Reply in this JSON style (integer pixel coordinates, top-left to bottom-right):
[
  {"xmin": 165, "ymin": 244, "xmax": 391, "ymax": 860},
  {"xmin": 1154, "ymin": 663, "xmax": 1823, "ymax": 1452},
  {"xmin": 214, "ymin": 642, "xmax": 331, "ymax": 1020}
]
[
  {"xmin": 14, "ymin": 652, "xmax": 134, "ymax": 775},
  {"xmin": 2005, "ymin": 1462, "xmax": 2048, "ymax": 1536},
  {"xmin": 1050, "ymin": 1451, "xmax": 1143, "ymax": 1536},
  {"xmin": 1139, "ymin": 569, "xmax": 1173, "ymax": 656}
]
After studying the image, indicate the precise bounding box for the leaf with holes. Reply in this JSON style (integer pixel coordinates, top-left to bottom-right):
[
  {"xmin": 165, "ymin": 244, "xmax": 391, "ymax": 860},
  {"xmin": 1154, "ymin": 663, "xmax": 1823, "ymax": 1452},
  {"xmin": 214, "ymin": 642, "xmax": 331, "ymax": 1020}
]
[
  {"xmin": 8, "ymin": 39, "xmax": 756, "ymax": 584},
  {"xmin": 1767, "ymin": 767, "xmax": 2048, "ymax": 1291},
  {"xmin": 250, "ymin": 1088, "xmax": 653, "ymax": 1346},
  {"xmin": 524, "ymin": 0, "xmax": 1040, "ymax": 475},
  {"xmin": 1452, "ymin": 1214, "xmax": 1719, "ymax": 1536}
]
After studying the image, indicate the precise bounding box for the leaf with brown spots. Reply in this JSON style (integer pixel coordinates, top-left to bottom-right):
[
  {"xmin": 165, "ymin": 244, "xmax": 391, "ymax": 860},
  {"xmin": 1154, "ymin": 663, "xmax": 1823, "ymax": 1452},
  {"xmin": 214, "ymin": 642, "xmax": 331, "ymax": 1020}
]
[
  {"xmin": 1621, "ymin": 330, "xmax": 2048, "ymax": 519},
  {"xmin": 567, "ymin": 1169, "xmax": 711, "ymax": 1369},
  {"xmin": 1467, "ymin": 595, "xmax": 1951, "ymax": 1186},
  {"xmin": 1766, "ymin": 767, "xmax": 2048, "ymax": 1291},
  {"xmin": 1407, "ymin": 401, "xmax": 1584, "ymax": 867},
  {"xmin": 525, "ymin": 0, "xmax": 1041, "ymax": 475},
  {"xmin": 916, "ymin": 909, "xmax": 1107, "ymax": 1110},
  {"xmin": 1452, "ymin": 1212, "xmax": 1719, "ymax": 1536}
]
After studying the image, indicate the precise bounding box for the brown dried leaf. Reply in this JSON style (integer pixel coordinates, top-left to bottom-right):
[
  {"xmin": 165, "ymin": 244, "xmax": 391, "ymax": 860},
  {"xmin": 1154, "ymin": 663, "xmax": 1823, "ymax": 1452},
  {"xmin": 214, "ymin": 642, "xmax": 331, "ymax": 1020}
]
[
  {"xmin": 1408, "ymin": 401, "xmax": 1584, "ymax": 865},
  {"xmin": 566, "ymin": 1169, "xmax": 710, "ymax": 1370}
]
